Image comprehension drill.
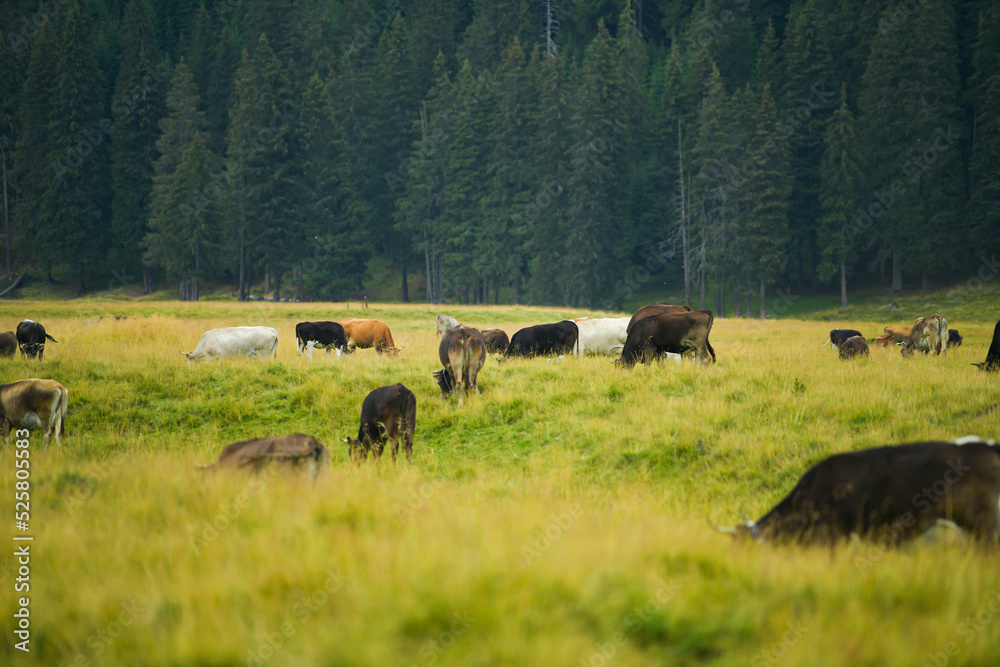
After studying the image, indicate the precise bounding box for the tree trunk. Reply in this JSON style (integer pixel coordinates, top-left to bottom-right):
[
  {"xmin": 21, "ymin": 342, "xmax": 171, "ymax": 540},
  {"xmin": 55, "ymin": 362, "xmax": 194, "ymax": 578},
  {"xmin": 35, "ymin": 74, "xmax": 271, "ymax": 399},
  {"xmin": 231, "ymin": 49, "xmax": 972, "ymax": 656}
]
[
  {"xmin": 759, "ymin": 276, "xmax": 767, "ymax": 320},
  {"xmin": 401, "ymin": 265, "xmax": 409, "ymax": 302},
  {"xmin": 839, "ymin": 257, "xmax": 848, "ymax": 308},
  {"xmin": 745, "ymin": 268, "xmax": 752, "ymax": 316},
  {"xmin": 192, "ymin": 279, "xmax": 199, "ymax": 302},
  {"xmin": 678, "ymin": 119, "xmax": 691, "ymax": 307},
  {"xmin": 513, "ymin": 272, "xmax": 521, "ymax": 305},
  {"xmin": 424, "ymin": 229, "xmax": 432, "ymax": 304},
  {"xmin": 921, "ymin": 271, "xmax": 929, "ymax": 292},
  {"xmin": 891, "ymin": 243, "xmax": 902, "ymax": 292},
  {"xmin": 238, "ymin": 232, "xmax": 247, "ymax": 301},
  {"xmin": 180, "ymin": 278, "xmax": 188, "ymax": 301},
  {"xmin": 143, "ymin": 268, "xmax": 154, "ymax": 295}
]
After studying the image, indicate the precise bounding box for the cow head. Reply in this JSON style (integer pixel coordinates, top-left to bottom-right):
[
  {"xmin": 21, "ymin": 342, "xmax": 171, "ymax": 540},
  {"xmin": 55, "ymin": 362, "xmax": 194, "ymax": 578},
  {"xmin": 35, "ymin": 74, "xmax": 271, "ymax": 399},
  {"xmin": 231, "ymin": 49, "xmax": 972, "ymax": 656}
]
[
  {"xmin": 343, "ymin": 437, "xmax": 368, "ymax": 463},
  {"xmin": 19, "ymin": 341, "xmax": 43, "ymax": 359},
  {"xmin": 432, "ymin": 369, "xmax": 454, "ymax": 396}
]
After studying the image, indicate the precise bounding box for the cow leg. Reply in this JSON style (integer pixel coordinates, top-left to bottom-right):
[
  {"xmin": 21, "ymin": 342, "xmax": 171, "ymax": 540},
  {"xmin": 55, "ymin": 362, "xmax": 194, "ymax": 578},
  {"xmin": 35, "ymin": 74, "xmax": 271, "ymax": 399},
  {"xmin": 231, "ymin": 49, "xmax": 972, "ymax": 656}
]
[{"xmin": 1, "ymin": 421, "xmax": 9, "ymax": 447}]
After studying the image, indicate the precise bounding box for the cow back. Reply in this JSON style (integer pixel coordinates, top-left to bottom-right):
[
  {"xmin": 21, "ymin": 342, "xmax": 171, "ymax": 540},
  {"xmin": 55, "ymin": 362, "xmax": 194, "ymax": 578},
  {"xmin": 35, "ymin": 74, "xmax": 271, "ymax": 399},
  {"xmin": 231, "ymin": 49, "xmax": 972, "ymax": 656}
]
[
  {"xmin": 481, "ymin": 329, "xmax": 509, "ymax": 354},
  {"xmin": 626, "ymin": 304, "xmax": 692, "ymax": 334}
]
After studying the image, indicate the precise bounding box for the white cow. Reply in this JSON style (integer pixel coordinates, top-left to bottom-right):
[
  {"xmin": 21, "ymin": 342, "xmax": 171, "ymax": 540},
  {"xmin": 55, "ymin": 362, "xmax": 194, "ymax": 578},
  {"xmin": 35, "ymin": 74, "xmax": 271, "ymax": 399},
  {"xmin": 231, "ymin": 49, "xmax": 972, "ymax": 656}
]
[
  {"xmin": 574, "ymin": 317, "xmax": 631, "ymax": 355},
  {"xmin": 436, "ymin": 314, "xmax": 461, "ymax": 337},
  {"xmin": 182, "ymin": 326, "xmax": 278, "ymax": 362}
]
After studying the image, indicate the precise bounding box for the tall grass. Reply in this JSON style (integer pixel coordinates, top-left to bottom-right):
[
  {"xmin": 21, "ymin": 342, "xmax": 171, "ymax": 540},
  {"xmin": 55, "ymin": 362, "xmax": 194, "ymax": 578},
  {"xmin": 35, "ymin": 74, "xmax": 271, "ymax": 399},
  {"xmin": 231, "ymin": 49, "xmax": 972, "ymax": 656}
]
[{"xmin": 1, "ymin": 302, "xmax": 998, "ymax": 666}]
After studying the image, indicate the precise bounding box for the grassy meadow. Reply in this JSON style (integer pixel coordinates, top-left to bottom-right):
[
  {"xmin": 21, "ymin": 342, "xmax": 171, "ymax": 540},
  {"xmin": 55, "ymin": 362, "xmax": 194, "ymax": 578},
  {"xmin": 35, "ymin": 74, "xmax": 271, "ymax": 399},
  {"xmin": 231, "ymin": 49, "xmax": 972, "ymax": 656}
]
[{"xmin": 1, "ymin": 299, "xmax": 999, "ymax": 666}]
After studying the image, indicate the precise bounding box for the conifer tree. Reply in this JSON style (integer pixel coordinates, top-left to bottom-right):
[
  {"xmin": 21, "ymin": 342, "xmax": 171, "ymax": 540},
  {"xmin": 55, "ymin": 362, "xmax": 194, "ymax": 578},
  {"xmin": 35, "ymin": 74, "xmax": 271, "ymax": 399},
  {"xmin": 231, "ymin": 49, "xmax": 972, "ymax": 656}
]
[{"xmin": 0, "ymin": 29, "xmax": 20, "ymax": 277}]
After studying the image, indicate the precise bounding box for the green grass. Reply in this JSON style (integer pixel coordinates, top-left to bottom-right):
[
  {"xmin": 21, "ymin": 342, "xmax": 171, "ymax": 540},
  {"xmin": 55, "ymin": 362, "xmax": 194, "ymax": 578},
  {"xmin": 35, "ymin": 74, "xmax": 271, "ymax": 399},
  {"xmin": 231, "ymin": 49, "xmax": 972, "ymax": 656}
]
[{"xmin": 1, "ymin": 301, "xmax": 998, "ymax": 666}]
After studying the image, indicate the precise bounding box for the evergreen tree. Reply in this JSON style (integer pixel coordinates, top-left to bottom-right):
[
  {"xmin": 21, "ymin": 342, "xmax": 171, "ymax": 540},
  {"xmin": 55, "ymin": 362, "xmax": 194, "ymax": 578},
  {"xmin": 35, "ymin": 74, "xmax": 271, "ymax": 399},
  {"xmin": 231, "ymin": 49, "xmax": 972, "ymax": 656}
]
[
  {"xmin": 0, "ymin": 29, "xmax": 21, "ymax": 277},
  {"xmin": 967, "ymin": 4, "xmax": 1000, "ymax": 263},
  {"xmin": 111, "ymin": 0, "xmax": 164, "ymax": 294}
]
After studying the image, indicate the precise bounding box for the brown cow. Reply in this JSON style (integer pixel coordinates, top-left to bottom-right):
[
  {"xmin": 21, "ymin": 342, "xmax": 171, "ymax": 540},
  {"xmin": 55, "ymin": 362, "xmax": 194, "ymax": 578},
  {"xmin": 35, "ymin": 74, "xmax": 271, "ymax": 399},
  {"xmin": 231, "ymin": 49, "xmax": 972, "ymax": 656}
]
[
  {"xmin": 205, "ymin": 434, "xmax": 329, "ymax": 478},
  {"xmin": 721, "ymin": 438, "xmax": 1000, "ymax": 546},
  {"xmin": 433, "ymin": 326, "xmax": 486, "ymax": 404},
  {"xmin": 0, "ymin": 331, "xmax": 16, "ymax": 358},
  {"xmin": 838, "ymin": 336, "xmax": 870, "ymax": 360},
  {"xmin": 870, "ymin": 332, "xmax": 896, "ymax": 348},
  {"xmin": 340, "ymin": 318, "xmax": 401, "ymax": 356},
  {"xmin": 344, "ymin": 384, "xmax": 416, "ymax": 463},
  {"xmin": 1, "ymin": 379, "xmax": 69, "ymax": 451},
  {"xmin": 617, "ymin": 310, "xmax": 716, "ymax": 367},
  {"xmin": 901, "ymin": 315, "xmax": 948, "ymax": 357},
  {"xmin": 882, "ymin": 325, "xmax": 912, "ymax": 344},
  {"xmin": 626, "ymin": 304, "xmax": 693, "ymax": 334},
  {"xmin": 480, "ymin": 328, "xmax": 509, "ymax": 355}
]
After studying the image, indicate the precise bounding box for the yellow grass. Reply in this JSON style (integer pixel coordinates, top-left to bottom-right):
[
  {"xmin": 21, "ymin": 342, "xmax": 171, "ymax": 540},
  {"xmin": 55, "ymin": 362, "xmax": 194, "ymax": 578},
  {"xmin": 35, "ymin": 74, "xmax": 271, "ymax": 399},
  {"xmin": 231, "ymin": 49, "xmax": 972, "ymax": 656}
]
[{"xmin": 1, "ymin": 301, "xmax": 999, "ymax": 666}]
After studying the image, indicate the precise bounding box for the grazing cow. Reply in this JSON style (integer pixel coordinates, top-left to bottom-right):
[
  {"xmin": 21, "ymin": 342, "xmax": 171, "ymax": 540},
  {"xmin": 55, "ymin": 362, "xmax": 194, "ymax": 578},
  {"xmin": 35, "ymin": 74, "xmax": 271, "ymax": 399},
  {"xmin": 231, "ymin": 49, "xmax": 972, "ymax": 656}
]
[
  {"xmin": 882, "ymin": 325, "xmax": 912, "ymax": 344},
  {"xmin": 870, "ymin": 332, "xmax": 896, "ymax": 348},
  {"xmin": 575, "ymin": 317, "xmax": 631, "ymax": 356},
  {"xmin": 344, "ymin": 384, "xmax": 416, "ymax": 463},
  {"xmin": 435, "ymin": 314, "xmax": 461, "ymax": 337},
  {"xmin": 626, "ymin": 304, "xmax": 693, "ymax": 334},
  {"xmin": 433, "ymin": 326, "xmax": 486, "ymax": 403},
  {"xmin": 16, "ymin": 320, "xmax": 58, "ymax": 361},
  {"xmin": 181, "ymin": 326, "xmax": 278, "ymax": 362},
  {"xmin": 0, "ymin": 331, "xmax": 16, "ymax": 358},
  {"xmin": 947, "ymin": 329, "xmax": 963, "ymax": 348},
  {"xmin": 828, "ymin": 328, "xmax": 863, "ymax": 350},
  {"xmin": 295, "ymin": 321, "xmax": 349, "ymax": 359},
  {"xmin": 974, "ymin": 319, "xmax": 1000, "ymax": 372},
  {"xmin": 0, "ymin": 379, "xmax": 69, "ymax": 451},
  {"xmin": 204, "ymin": 434, "xmax": 329, "ymax": 478},
  {"xmin": 838, "ymin": 335, "xmax": 870, "ymax": 360},
  {"xmin": 721, "ymin": 438, "xmax": 1000, "ymax": 546},
  {"xmin": 480, "ymin": 328, "xmax": 510, "ymax": 355},
  {"xmin": 617, "ymin": 310, "xmax": 716, "ymax": 367},
  {"xmin": 341, "ymin": 318, "xmax": 401, "ymax": 355},
  {"xmin": 502, "ymin": 321, "xmax": 579, "ymax": 359},
  {"xmin": 900, "ymin": 315, "xmax": 948, "ymax": 357}
]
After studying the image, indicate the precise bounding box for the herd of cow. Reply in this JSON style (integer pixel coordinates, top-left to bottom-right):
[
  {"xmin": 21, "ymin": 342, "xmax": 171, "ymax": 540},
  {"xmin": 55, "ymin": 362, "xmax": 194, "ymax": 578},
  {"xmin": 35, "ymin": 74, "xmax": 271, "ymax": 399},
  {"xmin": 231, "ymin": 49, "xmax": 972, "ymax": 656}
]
[{"xmin": 2, "ymin": 308, "xmax": 1000, "ymax": 548}]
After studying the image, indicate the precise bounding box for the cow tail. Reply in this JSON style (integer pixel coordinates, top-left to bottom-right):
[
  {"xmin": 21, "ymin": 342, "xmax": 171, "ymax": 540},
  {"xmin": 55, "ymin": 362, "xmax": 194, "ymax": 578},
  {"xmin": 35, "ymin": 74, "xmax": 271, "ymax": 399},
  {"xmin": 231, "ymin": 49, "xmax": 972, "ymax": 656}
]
[
  {"xmin": 56, "ymin": 387, "xmax": 69, "ymax": 437},
  {"xmin": 46, "ymin": 334, "xmax": 58, "ymax": 343},
  {"xmin": 706, "ymin": 310, "xmax": 717, "ymax": 362}
]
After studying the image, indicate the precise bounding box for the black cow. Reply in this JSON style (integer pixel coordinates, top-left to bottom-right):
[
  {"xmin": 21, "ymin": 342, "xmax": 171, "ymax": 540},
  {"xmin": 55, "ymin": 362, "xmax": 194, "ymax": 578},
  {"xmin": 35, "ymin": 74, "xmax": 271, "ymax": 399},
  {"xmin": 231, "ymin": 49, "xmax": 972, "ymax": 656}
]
[
  {"xmin": 295, "ymin": 321, "xmax": 350, "ymax": 359},
  {"xmin": 722, "ymin": 438, "xmax": 1000, "ymax": 545},
  {"xmin": 617, "ymin": 310, "xmax": 716, "ymax": 367},
  {"xmin": 948, "ymin": 329, "xmax": 963, "ymax": 348},
  {"xmin": 828, "ymin": 328, "xmax": 863, "ymax": 349},
  {"xmin": 502, "ymin": 321, "xmax": 578, "ymax": 359},
  {"xmin": 343, "ymin": 384, "xmax": 416, "ymax": 463},
  {"xmin": 974, "ymin": 319, "xmax": 1000, "ymax": 372},
  {"xmin": 0, "ymin": 331, "xmax": 16, "ymax": 358},
  {"xmin": 838, "ymin": 336, "xmax": 870, "ymax": 360},
  {"xmin": 480, "ymin": 328, "xmax": 510, "ymax": 355},
  {"xmin": 16, "ymin": 320, "xmax": 57, "ymax": 361}
]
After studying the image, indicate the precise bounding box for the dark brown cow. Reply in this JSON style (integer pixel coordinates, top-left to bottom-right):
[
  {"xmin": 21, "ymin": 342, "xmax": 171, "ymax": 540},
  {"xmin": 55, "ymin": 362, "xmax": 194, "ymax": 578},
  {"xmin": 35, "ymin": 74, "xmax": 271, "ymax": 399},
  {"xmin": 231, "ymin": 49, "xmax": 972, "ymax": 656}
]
[
  {"xmin": 722, "ymin": 438, "xmax": 1000, "ymax": 546},
  {"xmin": 626, "ymin": 304, "xmax": 693, "ymax": 334},
  {"xmin": 0, "ymin": 331, "xmax": 16, "ymax": 358},
  {"xmin": 206, "ymin": 434, "xmax": 329, "ymax": 478},
  {"xmin": 974, "ymin": 319, "xmax": 1000, "ymax": 372},
  {"xmin": 433, "ymin": 326, "xmax": 486, "ymax": 404},
  {"xmin": 1, "ymin": 379, "xmax": 69, "ymax": 451},
  {"xmin": 617, "ymin": 310, "xmax": 716, "ymax": 367},
  {"xmin": 340, "ymin": 318, "xmax": 401, "ymax": 356},
  {"xmin": 480, "ymin": 328, "xmax": 509, "ymax": 355},
  {"xmin": 901, "ymin": 315, "xmax": 948, "ymax": 357},
  {"xmin": 344, "ymin": 384, "xmax": 416, "ymax": 463},
  {"xmin": 838, "ymin": 335, "xmax": 870, "ymax": 360}
]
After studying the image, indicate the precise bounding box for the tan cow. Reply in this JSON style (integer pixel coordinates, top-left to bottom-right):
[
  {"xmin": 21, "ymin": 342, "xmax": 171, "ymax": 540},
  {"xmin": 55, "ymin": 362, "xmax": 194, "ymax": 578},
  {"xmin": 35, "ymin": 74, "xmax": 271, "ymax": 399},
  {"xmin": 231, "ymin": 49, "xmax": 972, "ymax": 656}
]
[
  {"xmin": 1, "ymin": 378, "xmax": 69, "ymax": 451},
  {"xmin": 0, "ymin": 331, "xmax": 16, "ymax": 357},
  {"xmin": 882, "ymin": 325, "xmax": 912, "ymax": 344},
  {"xmin": 626, "ymin": 304, "xmax": 693, "ymax": 334},
  {"xmin": 340, "ymin": 318, "xmax": 401, "ymax": 356},
  {"xmin": 433, "ymin": 326, "xmax": 486, "ymax": 404},
  {"xmin": 205, "ymin": 434, "xmax": 329, "ymax": 478},
  {"xmin": 901, "ymin": 315, "xmax": 948, "ymax": 356}
]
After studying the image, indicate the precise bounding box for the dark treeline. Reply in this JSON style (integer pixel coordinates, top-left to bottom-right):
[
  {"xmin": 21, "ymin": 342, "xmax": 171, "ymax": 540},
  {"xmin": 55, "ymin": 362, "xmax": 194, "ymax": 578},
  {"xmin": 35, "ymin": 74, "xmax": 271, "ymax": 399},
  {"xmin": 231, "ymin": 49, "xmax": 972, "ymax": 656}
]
[{"xmin": 1, "ymin": 0, "xmax": 998, "ymax": 312}]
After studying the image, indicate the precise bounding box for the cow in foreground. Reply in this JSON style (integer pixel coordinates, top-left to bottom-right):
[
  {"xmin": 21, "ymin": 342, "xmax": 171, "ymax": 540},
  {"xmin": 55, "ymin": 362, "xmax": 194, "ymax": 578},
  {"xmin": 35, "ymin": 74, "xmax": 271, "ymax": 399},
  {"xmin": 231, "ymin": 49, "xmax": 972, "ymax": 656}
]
[
  {"xmin": 0, "ymin": 331, "xmax": 16, "ymax": 358},
  {"xmin": 617, "ymin": 310, "xmax": 716, "ymax": 367},
  {"xmin": 341, "ymin": 318, "xmax": 401, "ymax": 355},
  {"xmin": 626, "ymin": 304, "xmax": 693, "ymax": 335},
  {"xmin": 838, "ymin": 336, "xmax": 870, "ymax": 360},
  {"xmin": 502, "ymin": 321, "xmax": 578, "ymax": 359},
  {"xmin": 295, "ymin": 321, "xmax": 350, "ymax": 359},
  {"xmin": 720, "ymin": 438, "xmax": 1000, "ymax": 545},
  {"xmin": 435, "ymin": 314, "xmax": 461, "ymax": 336},
  {"xmin": 575, "ymin": 317, "xmax": 631, "ymax": 356},
  {"xmin": 344, "ymin": 384, "xmax": 416, "ymax": 463},
  {"xmin": 16, "ymin": 320, "xmax": 58, "ymax": 361},
  {"xmin": 433, "ymin": 327, "xmax": 486, "ymax": 404},
  {"xmin": 1, "ymin": 379, "xmax": 69, "ymax": 451},
  {"xmin": 974, "ymin": 319, "xmax": 1000, "ymax": 372},
  {"xmin": 204, "ymin": 434, "xmax": 329, "ymax": 478},
  {"xmin": 480, "ymin": 328, "xmax": 509, "ymax": 355},
  {"xmin": 182, "ymin": 326, "xmax": 278, "ymax": 361},
  {"xmin": 827, "ymin": 328, "xmax": 863, "ymax": 350},
  {"xmin": 900, "ymin": 315, "xmax": 948, "ymax": 356}
]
